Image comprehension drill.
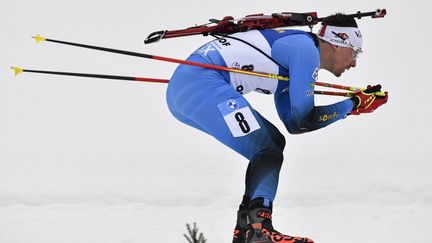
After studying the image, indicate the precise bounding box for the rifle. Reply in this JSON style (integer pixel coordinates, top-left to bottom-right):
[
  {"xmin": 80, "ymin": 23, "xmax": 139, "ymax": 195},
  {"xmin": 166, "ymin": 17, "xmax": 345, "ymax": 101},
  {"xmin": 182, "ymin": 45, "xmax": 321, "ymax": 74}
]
[{"xmin": 144, "ymin": 9, "xmax": 386, "ymax": 44}]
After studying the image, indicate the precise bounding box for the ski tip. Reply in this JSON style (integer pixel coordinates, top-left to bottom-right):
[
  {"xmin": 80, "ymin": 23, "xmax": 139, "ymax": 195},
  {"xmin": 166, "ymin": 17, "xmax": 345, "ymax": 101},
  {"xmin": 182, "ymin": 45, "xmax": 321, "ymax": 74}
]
[
  {"xmin": 32, "ymin": 34, "xmax": 46, "ymax": 43},
  {"xmin": 11, "ymin": 66, "xmax": 24, "ymax": 76}
]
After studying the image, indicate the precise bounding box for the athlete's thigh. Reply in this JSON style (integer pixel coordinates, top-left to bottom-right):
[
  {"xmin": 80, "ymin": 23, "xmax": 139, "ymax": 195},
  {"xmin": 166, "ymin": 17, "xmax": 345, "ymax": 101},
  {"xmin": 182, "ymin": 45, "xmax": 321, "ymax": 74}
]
[
  {"xmin": 167, "ymin": 58, "xmax": 280, "ymax": 159},
  {"xmin": 190, "ymin": 88, "xmax": 282, "ymax": 160}
]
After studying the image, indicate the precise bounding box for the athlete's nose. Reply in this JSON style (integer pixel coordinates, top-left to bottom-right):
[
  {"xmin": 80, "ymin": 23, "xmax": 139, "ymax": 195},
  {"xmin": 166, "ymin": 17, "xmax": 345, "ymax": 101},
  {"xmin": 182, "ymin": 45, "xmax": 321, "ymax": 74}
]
[{"xmin": 351, "ymin": 59, "xmax": 357, "ymax": 68}]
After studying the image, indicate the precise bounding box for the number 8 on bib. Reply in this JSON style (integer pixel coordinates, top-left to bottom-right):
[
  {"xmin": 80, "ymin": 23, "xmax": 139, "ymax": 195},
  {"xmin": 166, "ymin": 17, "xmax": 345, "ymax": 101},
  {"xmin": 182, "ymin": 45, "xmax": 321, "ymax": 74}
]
[{"xmin": 217, "ymin": 98, "xmax": 261, "ymax": 137}]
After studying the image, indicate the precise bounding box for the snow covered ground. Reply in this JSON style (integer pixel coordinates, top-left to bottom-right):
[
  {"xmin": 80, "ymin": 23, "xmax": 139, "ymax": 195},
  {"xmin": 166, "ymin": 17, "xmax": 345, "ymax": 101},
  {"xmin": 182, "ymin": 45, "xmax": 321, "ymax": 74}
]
[{"xmin": 1, "ymin": 1, "xmax": 431, "ymax": 243}]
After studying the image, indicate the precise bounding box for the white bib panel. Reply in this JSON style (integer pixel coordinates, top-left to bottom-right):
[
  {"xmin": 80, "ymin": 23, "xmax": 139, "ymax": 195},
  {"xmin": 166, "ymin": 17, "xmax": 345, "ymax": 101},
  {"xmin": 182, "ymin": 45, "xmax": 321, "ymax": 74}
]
[{"xmin": 209, "ymin": 30, "xmax": 280, "ymax": 95}]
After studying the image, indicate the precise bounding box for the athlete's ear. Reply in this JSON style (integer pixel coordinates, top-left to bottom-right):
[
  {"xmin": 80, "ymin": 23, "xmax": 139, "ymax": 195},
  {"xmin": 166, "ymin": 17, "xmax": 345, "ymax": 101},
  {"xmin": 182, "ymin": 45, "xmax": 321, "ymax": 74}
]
[{"xmin": 331, "ymin": 44, "xmax": 341, "ymax": 53}]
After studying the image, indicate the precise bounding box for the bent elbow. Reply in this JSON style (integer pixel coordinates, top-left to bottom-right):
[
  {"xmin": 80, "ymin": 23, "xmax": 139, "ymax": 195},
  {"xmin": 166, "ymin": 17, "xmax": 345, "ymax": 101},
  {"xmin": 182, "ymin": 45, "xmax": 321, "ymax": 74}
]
[{"xmin": 285, "ymin": 121, "xmax": 308, "ymax": 135}]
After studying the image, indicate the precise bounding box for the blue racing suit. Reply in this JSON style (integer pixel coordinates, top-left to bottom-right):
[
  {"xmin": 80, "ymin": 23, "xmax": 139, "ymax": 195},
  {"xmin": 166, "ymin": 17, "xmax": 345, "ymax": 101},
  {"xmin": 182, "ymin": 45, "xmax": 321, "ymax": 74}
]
[{"xmin": 166, "ymin": 29, "xmax": 354, "ymax": 204}]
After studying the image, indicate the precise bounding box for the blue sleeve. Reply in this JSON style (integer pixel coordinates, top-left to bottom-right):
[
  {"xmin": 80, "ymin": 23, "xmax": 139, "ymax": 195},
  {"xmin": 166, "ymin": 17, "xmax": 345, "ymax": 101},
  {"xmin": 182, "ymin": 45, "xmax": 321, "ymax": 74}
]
[{"xmin": 272, "ymin": 34, "xmax": 354, "ymax": 134}]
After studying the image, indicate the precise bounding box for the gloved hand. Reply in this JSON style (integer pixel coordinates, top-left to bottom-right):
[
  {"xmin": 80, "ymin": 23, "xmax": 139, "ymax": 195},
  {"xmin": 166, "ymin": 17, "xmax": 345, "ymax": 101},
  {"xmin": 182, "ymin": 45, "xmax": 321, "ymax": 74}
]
[{"xmin": 350, "ymin": 85, "xmax": 388, "ymax": 115}]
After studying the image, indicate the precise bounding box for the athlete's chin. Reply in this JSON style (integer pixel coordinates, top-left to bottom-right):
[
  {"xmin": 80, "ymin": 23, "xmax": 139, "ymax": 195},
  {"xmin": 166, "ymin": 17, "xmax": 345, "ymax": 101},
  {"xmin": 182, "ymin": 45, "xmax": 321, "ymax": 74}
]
[{"xmin": 333, "ymin": 71, "xmax": 343, "ymax": 77}]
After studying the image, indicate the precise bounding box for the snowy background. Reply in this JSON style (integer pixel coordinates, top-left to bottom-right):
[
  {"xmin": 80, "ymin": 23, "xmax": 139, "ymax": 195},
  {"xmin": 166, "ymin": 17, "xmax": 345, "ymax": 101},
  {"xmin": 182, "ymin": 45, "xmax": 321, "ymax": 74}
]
[{"xmin": 1, "ymin": 0, "xmax": 431, "ymax": 243}]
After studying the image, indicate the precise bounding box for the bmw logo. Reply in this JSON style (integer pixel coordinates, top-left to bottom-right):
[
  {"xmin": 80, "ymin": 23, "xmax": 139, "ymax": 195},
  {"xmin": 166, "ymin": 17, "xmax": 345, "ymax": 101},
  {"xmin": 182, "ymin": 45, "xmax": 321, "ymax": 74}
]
[
  {"xmin": 226, "ymin": 99, "xmax": 239, "ymax": 111},
  {"xmin": 232, "ymin": 62, "xmax": 240, "ymax": 69}
]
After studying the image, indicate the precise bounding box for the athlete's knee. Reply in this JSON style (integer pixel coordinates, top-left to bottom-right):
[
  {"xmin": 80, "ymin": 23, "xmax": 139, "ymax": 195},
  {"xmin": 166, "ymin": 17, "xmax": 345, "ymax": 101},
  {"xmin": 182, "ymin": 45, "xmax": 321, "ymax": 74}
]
[
  {"xmin": 266, "ymin": 127, "xmax": 285, "ymax": 152},
  {"xmin": 262, "ymin": 118, "xmax": 286, "ymax": 151},
  {"xmin": 250, "ymin": 146, "xmax": 284, "ymax": 169},
  {"xmin": 274, "ymin": 131, "xmax": 286, "ymax": 151},
  {"xmin": 249, "ymin": 125, "xmax": 285, "ymax": 166}
]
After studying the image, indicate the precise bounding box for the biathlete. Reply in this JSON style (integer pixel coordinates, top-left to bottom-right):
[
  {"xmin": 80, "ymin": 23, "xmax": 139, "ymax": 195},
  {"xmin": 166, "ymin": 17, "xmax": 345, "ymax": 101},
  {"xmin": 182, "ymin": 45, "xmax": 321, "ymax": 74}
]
[{"xmin": 166, "ymin": 13, "xmax": 388, "ymax": 243}]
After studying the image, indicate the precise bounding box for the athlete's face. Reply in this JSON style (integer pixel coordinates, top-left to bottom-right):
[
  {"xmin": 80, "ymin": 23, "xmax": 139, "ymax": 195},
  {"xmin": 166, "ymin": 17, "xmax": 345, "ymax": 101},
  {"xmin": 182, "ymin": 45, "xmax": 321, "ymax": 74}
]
[{"xmin": 331, "ymin": 46, "xmax": 357, "ymax": 77}]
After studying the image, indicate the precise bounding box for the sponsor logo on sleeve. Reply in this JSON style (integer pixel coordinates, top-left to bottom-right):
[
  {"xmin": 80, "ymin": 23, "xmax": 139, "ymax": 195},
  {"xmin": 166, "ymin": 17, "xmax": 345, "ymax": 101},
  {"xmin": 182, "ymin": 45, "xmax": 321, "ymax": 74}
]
[{"xmin": 318, "ymin": 112, "xmax": 338, "ymax": 122}]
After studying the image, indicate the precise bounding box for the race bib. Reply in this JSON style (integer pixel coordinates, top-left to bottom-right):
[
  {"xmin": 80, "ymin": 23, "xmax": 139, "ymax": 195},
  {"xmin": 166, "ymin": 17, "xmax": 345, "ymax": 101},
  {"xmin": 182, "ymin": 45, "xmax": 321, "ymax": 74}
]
[
  {"xmin": 211, "ymin": 31, "xmax": 280, "ymax": 95},
  {"xmin": 217, "ymin": 98, "xmax": 260, "ymax": 137}
]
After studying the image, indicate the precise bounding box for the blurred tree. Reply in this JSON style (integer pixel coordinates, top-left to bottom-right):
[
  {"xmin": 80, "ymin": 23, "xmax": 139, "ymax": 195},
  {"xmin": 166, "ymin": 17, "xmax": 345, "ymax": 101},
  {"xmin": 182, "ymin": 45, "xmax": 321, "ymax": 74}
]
[{"xmin": 184, "ymin": 222, "xmax": 207, "ymax": 243}]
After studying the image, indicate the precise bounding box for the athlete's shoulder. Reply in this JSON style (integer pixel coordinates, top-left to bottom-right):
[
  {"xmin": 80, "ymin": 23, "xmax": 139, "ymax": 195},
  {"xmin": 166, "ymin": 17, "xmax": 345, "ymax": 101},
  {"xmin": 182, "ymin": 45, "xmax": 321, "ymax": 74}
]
[
  {"xmin": 259, "ymin": 29, "xmax": 316, "ymax": 46},
  {"xmin": 270, "ymin": 30, "xmax": 319, "ymax": 69},
  {"xmin": 271, "ymin": 31, "xmax": 319, "ymax": 60},
  {"xmin": 275, "ymin": 32, "xmax": 316, "ymax": 48}
]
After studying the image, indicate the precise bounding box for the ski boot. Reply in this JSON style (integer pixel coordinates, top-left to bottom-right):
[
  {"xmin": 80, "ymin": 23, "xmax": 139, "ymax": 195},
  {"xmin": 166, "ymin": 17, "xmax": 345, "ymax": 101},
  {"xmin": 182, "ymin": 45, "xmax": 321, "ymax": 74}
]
[
  {"xmin": 246, "ymin": 198, "xmax": 314, "ymax": 243},
  {"xmin": 233, "ymin": 207, "xmax": 248, "ymax": 242},
  {"xmin": 232, "ymin": 197, "xmax": 249, "ymax": 243}
]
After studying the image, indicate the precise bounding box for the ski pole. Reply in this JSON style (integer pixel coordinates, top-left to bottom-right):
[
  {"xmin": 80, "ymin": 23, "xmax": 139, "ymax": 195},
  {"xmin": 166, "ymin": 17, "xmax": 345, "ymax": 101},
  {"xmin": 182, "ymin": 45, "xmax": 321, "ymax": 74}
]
[
  {"xmin": 29, "ymin": 35, "xmax": 382, "ymax": 95},
  {"xmin": 12, "ymin": 67, "xmax": 354, "ymax": 97},
  {"xmin": 11, "ymin": 67, "xmax": 169, "ymax": 83},
  {"xmin": 32, "ymin": 34, "xmax": 288, "ymax": 81},
  {"xmin": 315, "ymin": 81, "xmax": 363, "ymax": 92},
  {"xmin": 314, "ymin": 81, "xmax": 386, "ymax": 96},
  {"xmin": 314, "ymin": 90, "xmax": 355, "ymax": 97}
]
